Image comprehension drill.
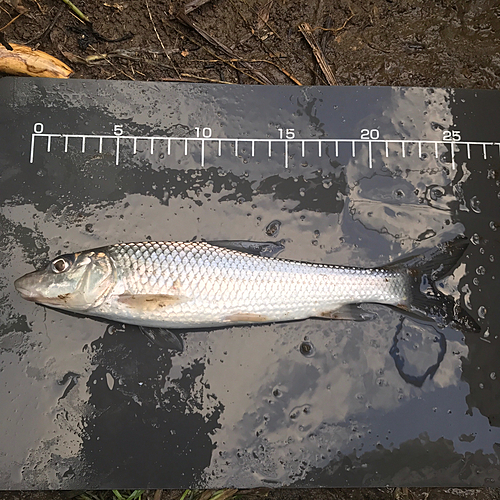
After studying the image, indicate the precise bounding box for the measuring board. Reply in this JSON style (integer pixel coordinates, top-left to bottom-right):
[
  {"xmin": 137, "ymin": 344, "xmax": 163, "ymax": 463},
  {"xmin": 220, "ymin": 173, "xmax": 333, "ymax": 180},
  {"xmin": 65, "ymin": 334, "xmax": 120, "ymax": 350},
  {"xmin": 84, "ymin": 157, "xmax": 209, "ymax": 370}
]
[
  {"xmin": 1, "ymin": 79, "xmax": 500, "ymax": 490},
  {"xmin": 29, "ymin": 121, "xmax": 500, "ymax": 169}
]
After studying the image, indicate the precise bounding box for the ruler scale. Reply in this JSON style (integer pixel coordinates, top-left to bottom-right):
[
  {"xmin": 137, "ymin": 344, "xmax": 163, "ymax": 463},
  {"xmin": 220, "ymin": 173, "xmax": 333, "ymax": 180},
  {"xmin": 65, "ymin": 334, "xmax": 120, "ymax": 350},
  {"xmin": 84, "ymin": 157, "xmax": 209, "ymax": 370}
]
[{"xmin": 29, "ymin": 124, "xmax": 500, "ymax": 169}]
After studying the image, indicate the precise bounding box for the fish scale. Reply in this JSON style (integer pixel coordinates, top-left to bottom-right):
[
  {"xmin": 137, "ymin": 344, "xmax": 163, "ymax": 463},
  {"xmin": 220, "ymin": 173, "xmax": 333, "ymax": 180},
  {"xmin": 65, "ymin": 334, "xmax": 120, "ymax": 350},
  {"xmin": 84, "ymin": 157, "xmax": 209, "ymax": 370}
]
[{"xmin": 90, "ymin": 241, "xmax": 410, "ymax": 328}]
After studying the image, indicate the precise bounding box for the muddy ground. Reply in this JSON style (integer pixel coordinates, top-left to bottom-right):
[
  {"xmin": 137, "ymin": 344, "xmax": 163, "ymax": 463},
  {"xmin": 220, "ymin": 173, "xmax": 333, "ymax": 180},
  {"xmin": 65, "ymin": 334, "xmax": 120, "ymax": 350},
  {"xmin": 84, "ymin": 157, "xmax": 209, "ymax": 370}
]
[
  {"xmin": 1, "ymin": 0, "xmax": 500, "ymax": 497},
  {"xmin": 1, "ymin": 0, "xmax": 499, "ymax": 87}
]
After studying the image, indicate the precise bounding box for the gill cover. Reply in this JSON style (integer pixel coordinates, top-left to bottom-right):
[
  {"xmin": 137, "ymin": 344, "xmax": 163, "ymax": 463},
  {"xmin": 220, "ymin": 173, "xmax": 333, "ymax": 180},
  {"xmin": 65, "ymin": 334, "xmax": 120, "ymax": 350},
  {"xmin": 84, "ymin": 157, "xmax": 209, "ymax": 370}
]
[{"xmin": 14, "ymin": 250, "xmax": 115, "ymax": 311}]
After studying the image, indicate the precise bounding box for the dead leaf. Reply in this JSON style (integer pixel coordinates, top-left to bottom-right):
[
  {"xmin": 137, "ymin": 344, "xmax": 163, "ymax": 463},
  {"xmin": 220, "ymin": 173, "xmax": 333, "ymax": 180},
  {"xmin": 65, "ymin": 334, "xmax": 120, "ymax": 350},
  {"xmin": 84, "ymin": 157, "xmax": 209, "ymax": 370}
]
[
  {"xmin": 0, "ymin": 43, "xmax": 73, "ymax": 77},
  {"xmin": 103, "ymin": 2, "xmax": 125, "ymax": 11},
  {"xmin": 2, "ymin": 0, "xmax": 28, "ymax": 14}
]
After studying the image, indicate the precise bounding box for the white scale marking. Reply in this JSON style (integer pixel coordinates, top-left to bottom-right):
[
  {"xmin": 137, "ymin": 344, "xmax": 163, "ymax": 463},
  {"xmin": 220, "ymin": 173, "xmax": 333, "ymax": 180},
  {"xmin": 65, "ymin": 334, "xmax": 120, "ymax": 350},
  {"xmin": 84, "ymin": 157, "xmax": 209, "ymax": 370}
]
[{"xmin": 29, "ymin": 130, "xmax": 500, "ymax": 171}]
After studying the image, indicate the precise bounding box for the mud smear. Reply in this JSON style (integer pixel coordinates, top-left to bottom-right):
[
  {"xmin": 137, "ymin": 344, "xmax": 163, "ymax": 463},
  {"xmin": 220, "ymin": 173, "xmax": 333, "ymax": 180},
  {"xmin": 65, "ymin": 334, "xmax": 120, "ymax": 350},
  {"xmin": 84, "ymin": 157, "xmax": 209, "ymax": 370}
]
[{"xmin": 0, "ymin": 80, "xmax": 499, "ymax": 488}]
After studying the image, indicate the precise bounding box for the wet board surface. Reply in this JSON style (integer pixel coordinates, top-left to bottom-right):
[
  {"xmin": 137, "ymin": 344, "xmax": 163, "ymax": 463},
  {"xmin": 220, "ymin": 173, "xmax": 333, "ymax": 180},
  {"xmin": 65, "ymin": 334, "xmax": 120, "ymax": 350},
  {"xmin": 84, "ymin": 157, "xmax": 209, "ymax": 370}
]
[{"xmin": 1, "ymin": 78, "xmax": 500, "ymax": 489}]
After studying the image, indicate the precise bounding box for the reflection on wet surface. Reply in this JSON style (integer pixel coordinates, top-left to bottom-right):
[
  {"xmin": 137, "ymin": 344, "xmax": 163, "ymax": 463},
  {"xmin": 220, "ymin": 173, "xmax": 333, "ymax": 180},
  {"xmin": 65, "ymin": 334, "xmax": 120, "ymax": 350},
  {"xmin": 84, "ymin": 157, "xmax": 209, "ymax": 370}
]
[{"xmin": 1, "ymin": 79, "xmax": 499, "ymax": 488}]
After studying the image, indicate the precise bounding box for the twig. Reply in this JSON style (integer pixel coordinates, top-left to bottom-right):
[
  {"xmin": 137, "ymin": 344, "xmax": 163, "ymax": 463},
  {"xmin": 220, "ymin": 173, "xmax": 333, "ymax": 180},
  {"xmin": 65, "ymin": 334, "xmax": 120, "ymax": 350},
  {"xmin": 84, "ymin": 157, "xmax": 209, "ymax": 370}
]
[
  {"xmin": 184, "ymin": 0, "xmax": 211, "ymax": 14},
  {"xmin": 298, "ymin": 22, "xmax": 337, "ymax": 85},
  {"xmin": 180, "ymin": 72, "xmax": 234, "ymax": 84},
  {"xmin": 0, "ymin": 32, "xmax": 13, "ymax": 50},
  {"xmin": 311, "ymin": 13, "xmax": 354, "ymax": 33},
  {"xmin": 0, "ymin": 12, "xmax": 23, "ymax": 31},
  {"xmin": 234, "ymin": 0, "xmax": 326, "ymax": 84},
  {"xmin": 61, "ymin": 0, "xmax": 89, "ymax": 22},
  {"xmin": 164, "ymin": 18, "xmax": 266, "ymax": 85},
  {"xmin": 175, "ymin": 11, "xmax": 273, "ymax": 84},
  {"xmin": 146, "ymin": 0, "xmax": 180, "ymax": 77},
  {"xmin": 28, "ymin": 4, "xmax": 64, "ymax": 43}
]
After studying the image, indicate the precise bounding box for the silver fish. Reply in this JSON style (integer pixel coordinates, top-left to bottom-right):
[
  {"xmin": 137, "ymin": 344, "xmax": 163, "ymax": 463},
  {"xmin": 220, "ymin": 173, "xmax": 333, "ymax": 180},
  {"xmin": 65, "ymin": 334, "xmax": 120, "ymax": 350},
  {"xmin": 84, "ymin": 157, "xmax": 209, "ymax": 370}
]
[{"xmin": 14, "ymin": 238, "xmax": 479, "ymax": 338}]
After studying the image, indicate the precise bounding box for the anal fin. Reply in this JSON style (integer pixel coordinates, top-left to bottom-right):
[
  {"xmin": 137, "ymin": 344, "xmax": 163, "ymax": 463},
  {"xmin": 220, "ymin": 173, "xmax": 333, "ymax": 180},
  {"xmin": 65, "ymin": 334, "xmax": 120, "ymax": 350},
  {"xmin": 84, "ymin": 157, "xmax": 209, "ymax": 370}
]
[{"xmin": 315, "ymin": 304, "xmax": 377, "ymax": 322}]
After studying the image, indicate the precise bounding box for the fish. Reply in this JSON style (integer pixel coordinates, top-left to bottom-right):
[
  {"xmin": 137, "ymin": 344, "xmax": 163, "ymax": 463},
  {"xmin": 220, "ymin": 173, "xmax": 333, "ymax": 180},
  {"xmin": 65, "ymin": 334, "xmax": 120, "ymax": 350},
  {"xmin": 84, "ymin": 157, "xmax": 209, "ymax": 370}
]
[{"xmin": 14, "ymin": 237, "xmax": 480, "ymax": 349}]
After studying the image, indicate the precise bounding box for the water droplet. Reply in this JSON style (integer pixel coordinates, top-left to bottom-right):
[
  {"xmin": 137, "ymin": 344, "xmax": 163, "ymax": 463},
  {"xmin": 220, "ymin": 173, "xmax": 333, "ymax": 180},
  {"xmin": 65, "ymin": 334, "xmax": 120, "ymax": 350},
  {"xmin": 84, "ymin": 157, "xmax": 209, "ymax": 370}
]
[
  {"xmin": 85, "ymin": 223, "xmax": 93, "ymax": 233},
  {"xmin": 300, "ymin": 341, "xmax": 315, "ymax": 357},
  {"xmin": 471, "ymin": 234, "xmax": 480, "ymax": 245},
  {"xmin": 439, "ymin": 152, "xmax": 450, "ymax": 163},
  {"xmin": 418, "ymin": 229, "xmax": 436, "ymax": 241},
  {"xmin": 311, "ymin": 240, "xmax": 318, "ymax": 246},
  {"xmin": 470, "ymin": 196, "xmax": 481, "ymax": 213},
  {"xmin": 478, "ymin": 306, "xmax": 487, "ymax": 319},
  {"xmin": 479, "ymin": 383, "xmax": 484, "ymax": 389},
  {"xmin": 106, "ymin": 372, "xmax": 115, "ymax": 391},
  {"xmin": 300, "ymin": 215, "xmax": 306, "ymax": 221},
  {"xmin": 272, "ymin": 387, "xmax": 282, "ymax": 398},
  {"xmin": 491, "ymin": 372, "xmax": 497, "ymax": 380},
  {"xmin": 461, "ymin": 284, "xmax": 472, "ymax": 310},
  {"xmin": 430, "ymin": 186, "xmax": 445, "ymax": 200},
  {"xmin": 476, "ymin": 266, "xmax": 486, "ymax": 275},
  {"xmin": 473, "ymin": 277, "xmax": 479, "ymax": 286},
  {"xmin": 490, "ymin": 255, "xmax": 495, "ymax": 262},
  {"xmin": 490, "ymin": 221, "xmax": 499, "ymax": 231},
  {"xmin": 299, "ymin": 187, "xmax": 306, "ymax": 197},
  {"xmin": 265, "ymin": 220, "xmax": 281, "ymax": 237},
  {"xmin": 314, "ymin": 230, "xmax": 320, "ymax": 238}
]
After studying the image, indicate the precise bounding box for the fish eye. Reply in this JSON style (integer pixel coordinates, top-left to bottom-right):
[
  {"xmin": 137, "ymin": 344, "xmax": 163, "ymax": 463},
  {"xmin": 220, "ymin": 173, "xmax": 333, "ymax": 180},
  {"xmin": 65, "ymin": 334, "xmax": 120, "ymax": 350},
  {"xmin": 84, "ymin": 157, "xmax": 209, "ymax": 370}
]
[{"xmin": 51, "ymin": 257, "xmax": 71, "ymax": 274}]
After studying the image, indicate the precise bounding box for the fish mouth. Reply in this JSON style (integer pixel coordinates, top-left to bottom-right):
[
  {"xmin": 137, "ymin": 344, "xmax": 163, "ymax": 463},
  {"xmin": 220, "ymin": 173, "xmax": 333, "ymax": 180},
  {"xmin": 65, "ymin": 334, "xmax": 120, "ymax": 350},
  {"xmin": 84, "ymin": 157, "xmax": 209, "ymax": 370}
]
[{"xmin": 14, "ymin": 278, "xmax": 42, "ymax": 302}]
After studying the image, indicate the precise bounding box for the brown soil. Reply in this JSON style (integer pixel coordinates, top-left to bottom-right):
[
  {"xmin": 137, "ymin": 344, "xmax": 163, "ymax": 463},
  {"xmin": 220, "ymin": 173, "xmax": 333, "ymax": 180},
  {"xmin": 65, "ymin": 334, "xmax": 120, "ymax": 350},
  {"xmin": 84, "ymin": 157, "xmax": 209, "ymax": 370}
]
[{"xmin": 1, "ymin": 0, "xmax": 499, "ymax": 87}]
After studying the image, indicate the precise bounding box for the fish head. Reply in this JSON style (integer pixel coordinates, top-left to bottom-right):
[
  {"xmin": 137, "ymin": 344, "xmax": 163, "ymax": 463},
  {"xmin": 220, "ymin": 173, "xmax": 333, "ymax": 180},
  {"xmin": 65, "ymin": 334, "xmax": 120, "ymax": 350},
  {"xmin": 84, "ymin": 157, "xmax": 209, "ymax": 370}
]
[{"xmin": 14, "ymin": 250, "xmax": 115, "ymax": 312}]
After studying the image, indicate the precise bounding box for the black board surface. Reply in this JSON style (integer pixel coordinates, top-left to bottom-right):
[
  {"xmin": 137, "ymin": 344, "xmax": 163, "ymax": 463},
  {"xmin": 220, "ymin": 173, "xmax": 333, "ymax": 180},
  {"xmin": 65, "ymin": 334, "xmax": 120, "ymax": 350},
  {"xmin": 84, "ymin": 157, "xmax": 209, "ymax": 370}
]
[{"xmin": 0, "ymin": 78, "xmax": 499, "ymax": 489}]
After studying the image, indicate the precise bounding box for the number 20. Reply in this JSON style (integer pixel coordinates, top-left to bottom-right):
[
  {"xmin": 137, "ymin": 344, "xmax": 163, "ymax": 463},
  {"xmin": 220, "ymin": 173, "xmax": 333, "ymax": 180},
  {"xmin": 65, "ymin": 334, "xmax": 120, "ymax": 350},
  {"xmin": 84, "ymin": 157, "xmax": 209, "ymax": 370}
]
[{"xmin": 360, "ymin": 129, "xmax": 379, "ymax": 140}]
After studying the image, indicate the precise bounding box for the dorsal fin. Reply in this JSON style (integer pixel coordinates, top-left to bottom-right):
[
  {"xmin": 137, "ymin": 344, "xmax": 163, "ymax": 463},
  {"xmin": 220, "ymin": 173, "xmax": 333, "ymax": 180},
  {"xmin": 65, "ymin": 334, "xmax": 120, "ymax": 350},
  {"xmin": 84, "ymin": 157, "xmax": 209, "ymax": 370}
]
[{"xmin": 206, "ymin": 240, "xmax": 285, "ymax": 258}]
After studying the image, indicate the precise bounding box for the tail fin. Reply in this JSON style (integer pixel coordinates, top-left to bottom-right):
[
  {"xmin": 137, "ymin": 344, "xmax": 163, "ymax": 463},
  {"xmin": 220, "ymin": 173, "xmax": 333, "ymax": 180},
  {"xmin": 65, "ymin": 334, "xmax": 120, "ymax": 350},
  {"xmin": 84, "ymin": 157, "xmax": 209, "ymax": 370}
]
[{"xmin": 385, "ymin": 237, "xmax": 481, "ymax": 333}]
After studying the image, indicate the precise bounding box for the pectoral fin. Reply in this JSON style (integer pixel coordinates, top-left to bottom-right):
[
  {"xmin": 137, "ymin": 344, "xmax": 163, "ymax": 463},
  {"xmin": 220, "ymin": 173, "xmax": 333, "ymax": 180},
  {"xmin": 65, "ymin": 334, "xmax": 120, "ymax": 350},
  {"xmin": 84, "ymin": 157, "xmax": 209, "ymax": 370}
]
[
  {"xmin": 207, "ymin": 240, "xmax": 285, "ymax": 258},
  {"xmin": 139, "ymin": 326, "xmax": 184, "ymax": 351},
  {"xmin": 117, "ymin": 293, "xmax": 185, "ymax": 310},
  {"xmin": 315, "ymin": 304, "xmax": 377, "ymax": 322}
]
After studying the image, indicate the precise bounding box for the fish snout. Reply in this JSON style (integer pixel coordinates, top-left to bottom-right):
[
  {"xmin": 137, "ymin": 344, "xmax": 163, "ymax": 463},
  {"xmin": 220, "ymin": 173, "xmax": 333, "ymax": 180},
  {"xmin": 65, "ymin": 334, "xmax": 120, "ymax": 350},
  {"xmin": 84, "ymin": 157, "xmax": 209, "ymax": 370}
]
[{"xmin": 14, "ymin": 275, "xmax": 42, "ymax": 302}]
